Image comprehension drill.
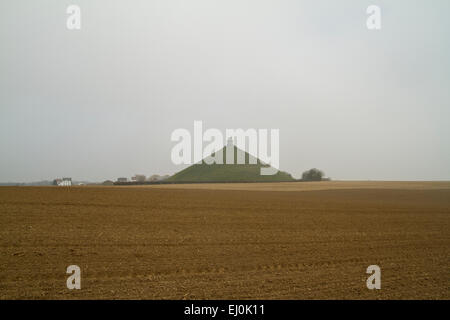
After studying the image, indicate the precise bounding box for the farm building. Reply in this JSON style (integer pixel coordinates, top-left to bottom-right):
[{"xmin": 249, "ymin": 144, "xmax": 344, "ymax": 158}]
[{"xmin": 132, "ymin": 175, "xmax": 146, "ymax": 182}]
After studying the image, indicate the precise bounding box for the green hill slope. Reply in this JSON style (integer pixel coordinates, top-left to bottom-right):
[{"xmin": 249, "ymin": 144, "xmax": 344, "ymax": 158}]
[{"xmin": 168, "ymin": 145, "xmax": 294, "ymax": 182}]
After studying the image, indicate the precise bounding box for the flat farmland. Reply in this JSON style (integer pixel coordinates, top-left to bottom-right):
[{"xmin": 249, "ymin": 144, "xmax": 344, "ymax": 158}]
[{"xmin": 0, "ymin": 182, "xmax": 449, "ymax": 299}]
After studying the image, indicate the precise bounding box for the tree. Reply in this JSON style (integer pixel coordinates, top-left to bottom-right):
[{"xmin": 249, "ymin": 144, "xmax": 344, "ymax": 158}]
[{"xmin": 301, "ymin": 168, "xmax": 324, "ymax": 181}]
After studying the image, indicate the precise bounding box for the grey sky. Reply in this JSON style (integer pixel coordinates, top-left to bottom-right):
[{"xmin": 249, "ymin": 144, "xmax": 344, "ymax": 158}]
[{"xmin": 1, "ymin": 0, "xmax": 449, "ymax": 182}]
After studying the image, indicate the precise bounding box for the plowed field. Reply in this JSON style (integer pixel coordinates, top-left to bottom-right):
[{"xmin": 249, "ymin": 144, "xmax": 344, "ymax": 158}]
[{"xmin": 0, "ymin": 182, "xmax": 449, "ymax": 299}]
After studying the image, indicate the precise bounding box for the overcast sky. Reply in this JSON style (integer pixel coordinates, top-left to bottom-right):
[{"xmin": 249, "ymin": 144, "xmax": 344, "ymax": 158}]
[{"xmin": 1, "ymin": 0, "xmax": 449, "ymax": 182}]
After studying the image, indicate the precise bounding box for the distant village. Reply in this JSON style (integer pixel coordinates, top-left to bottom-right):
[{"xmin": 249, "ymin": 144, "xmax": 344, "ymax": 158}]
[
  {"xmin": 52, "ymin": 174, "xmax": 170, "ymax": 186},
  {"xmin": 105, "ymin": 174, "xmax": 170, "ymax": 185}
]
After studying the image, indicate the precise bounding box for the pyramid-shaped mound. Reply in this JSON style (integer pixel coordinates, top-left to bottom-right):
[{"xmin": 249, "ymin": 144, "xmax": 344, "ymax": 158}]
[{"xmin": 168, "ymin": 143, "xmax": 294, "ymax": 183}]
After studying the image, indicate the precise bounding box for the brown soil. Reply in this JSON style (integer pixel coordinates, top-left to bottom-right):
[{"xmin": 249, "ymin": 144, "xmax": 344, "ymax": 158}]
[{"xmin": 0, "ymin": 183, "xmax": 449, "ymax": 299}]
